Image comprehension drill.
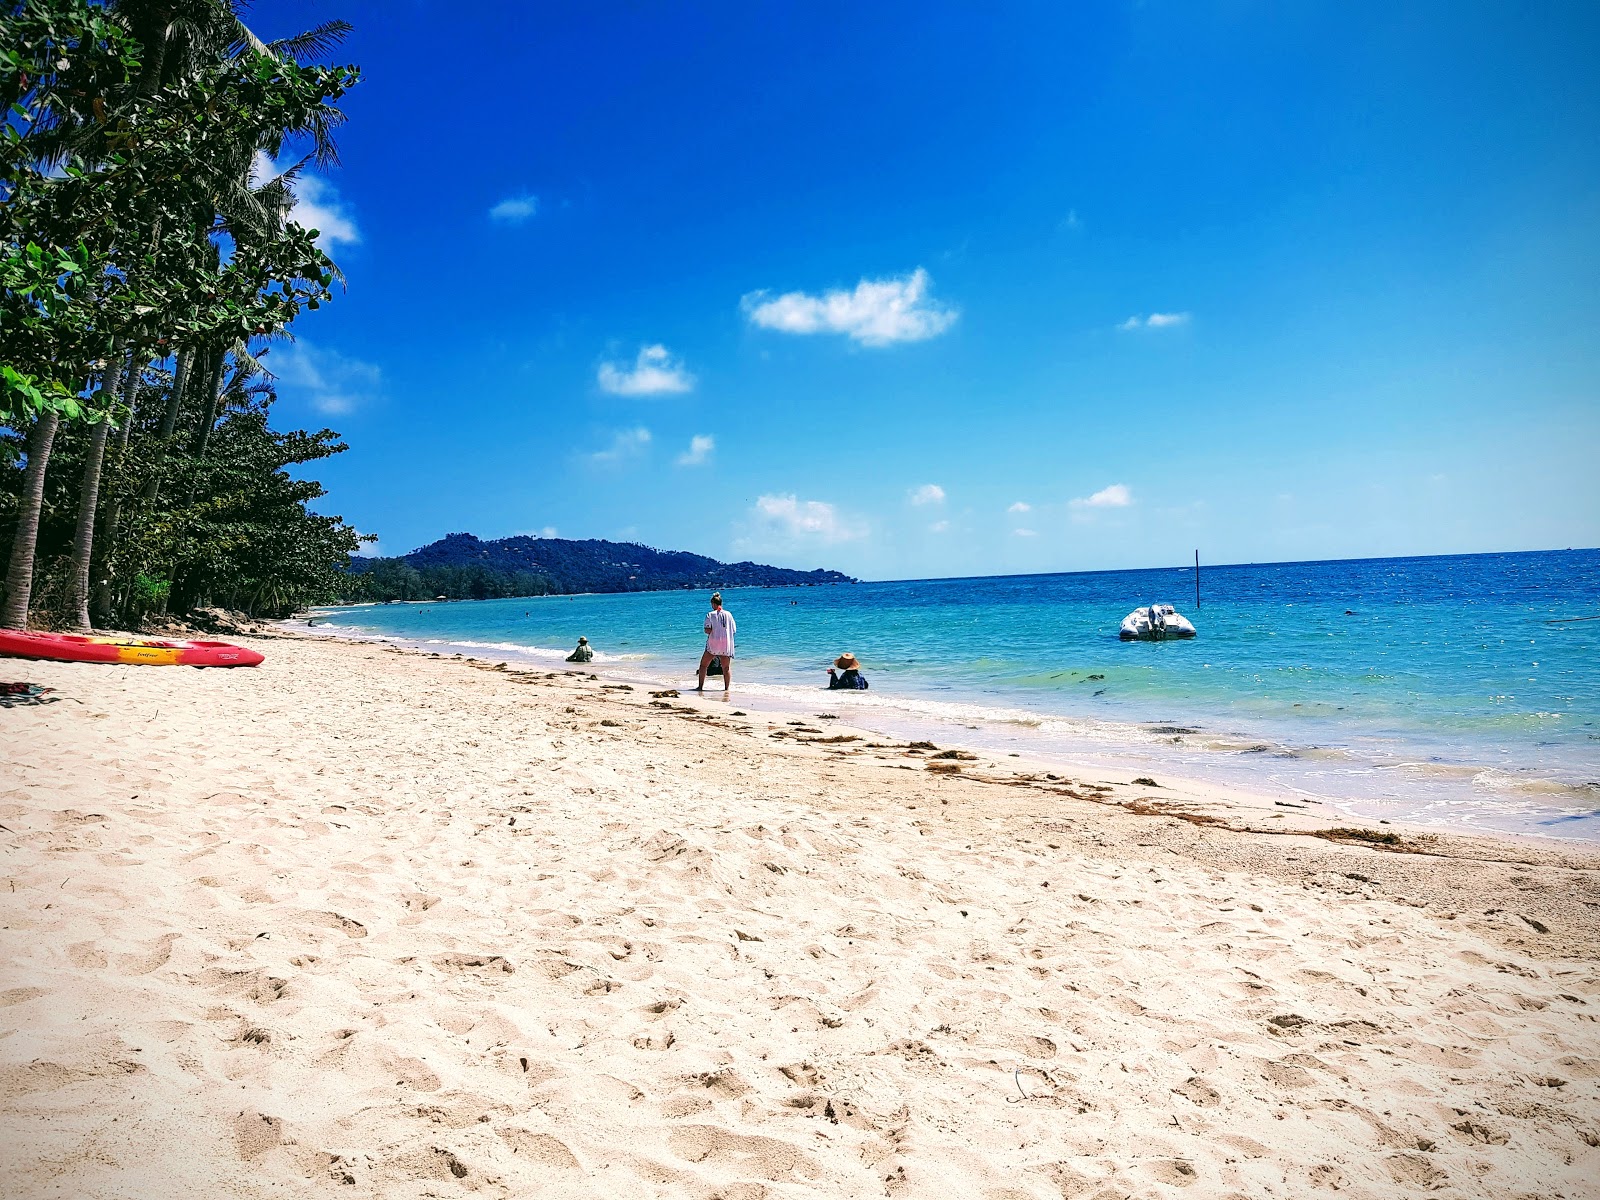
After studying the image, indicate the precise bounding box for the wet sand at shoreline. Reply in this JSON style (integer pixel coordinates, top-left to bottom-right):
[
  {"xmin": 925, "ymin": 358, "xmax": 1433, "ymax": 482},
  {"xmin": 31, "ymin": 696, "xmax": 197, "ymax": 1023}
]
[{"xmin": 3, "ymin": 633, "xmax": 1598, "ymax": 1198}]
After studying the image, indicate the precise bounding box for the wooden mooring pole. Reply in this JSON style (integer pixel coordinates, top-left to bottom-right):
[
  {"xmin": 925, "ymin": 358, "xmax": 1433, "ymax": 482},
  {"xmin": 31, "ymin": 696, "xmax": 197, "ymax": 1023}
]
[{"xmin": 1194, "ymin": 549, "xmax": 1201, "ymax": 610}]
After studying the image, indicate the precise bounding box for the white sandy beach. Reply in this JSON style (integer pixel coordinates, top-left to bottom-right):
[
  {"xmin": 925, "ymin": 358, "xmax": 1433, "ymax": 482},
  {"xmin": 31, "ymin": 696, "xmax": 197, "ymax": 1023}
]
[{"xmin": 3, "ymin": 633, "xmax": 1598, "ymax": 1198}]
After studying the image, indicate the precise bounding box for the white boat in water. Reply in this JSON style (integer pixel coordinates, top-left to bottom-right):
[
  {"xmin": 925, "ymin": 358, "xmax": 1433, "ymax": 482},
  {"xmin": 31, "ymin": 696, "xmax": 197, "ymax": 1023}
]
[{"xmin": 1119, "ymin": 604, "xmax": 1197, "ymax": 641}]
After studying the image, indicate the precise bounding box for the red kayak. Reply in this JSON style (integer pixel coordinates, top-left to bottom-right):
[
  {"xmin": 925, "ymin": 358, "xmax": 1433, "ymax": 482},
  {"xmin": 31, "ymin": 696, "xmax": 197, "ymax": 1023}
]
[{"xmin": 0, "ymin": 630, "xmax": 264, "ymax": 668}]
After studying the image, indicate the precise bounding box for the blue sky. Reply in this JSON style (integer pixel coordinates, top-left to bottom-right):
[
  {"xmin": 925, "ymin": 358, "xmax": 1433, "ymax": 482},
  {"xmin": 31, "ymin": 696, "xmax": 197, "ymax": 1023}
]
[{"xmin": 258, "ymin": 1, "xmax": 1600, "ymax": 580}]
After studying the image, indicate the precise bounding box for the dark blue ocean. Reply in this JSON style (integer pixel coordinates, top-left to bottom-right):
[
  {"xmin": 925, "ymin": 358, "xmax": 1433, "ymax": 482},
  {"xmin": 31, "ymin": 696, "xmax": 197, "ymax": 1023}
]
[{"xmin": 307, "ymin": 549, "xmax": 1600, "ymax": 841}]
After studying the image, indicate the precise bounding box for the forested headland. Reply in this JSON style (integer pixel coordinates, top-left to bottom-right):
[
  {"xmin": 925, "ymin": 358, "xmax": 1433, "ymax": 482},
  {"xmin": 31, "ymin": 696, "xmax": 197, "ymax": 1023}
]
[
  {"xmin": 1, "ymin": 0, "xmax": 365, "ymax": 630},
  {"xmin": 339, "ymin": 532, "xmax": 856, "ymax": 602}
]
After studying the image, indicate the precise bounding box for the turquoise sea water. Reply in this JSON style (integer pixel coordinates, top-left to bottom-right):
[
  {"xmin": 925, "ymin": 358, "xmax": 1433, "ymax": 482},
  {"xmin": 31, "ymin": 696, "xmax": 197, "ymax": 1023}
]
[{"xmin": 308, "ymin": 550, "xmax": 1600, "ymax": 841}]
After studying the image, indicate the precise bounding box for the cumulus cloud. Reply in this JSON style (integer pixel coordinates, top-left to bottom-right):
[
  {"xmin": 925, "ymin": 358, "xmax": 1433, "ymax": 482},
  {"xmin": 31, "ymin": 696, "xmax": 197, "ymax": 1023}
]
[
  {"xmin": 1013, "ymin": 528, "xmax": 1037, "ymax": 537},
  {"xmin": 1007, "ymin": 501, "xmax": 1031, "ymax": 513},
  {"xmin": 1118, "ymin": 311, "xmax": 1191, "ymax": 330},
  {"xmin": 908, "ymin": 483, "xmax": 945, "ymax": 506},
  {"xmin": 590, "ymin": 427, "xmax": 652, "ymax": 463},
  {"xmin": 929, "ymin": 520, "xmax": 950, "ymax": 534},
  {"xmin": 752, "ymin": 494, "xmax": 865, "ymax": 543},
  {"xmin": 1070, "ymin": 483, "xmax": 1133, "ymax": 514},
  {"xmin": 489, "ymin": 194, "xmax": 539, "ymax": 223},
  {"xmin": 270, "ymin": 340, "xmax": 380, "ymax": 414},
  {"xmin": 676, "ymin": 434, "xmax": 715, "ymax": 466},
  {"xmin": 251, "ymin": 152, "xmax": 359, "ymax": 250},
  {"xmin": 741, "ymin": 268, "xmax": 958, "ymax": 347},
  {"xmin": 597, "ymin": 344, "xmax": 695, "ymax": 396}
]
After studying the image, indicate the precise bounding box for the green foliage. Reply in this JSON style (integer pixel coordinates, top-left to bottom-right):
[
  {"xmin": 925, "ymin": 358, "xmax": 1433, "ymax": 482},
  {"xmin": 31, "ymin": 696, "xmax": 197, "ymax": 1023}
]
[
  {"xmin": 340, "ymin": 558, "xmax": 558, "ymax": 604},
  {"xmin": 0, "ymin": 241, "xmax": 94, "ymax": 421},
  {"xmin": 1, "ymin": 0, "xmax": 368, "ymax": 627},
  {"xmin": 130, "ymin": 572, "xmax": 169, "ymax": 605},
  {"xmin": 3, "ymin": 377, "xmax": 365, "ymax": 621},
  {"xmin": 1, "ymin": 0, "xmax": 361, "ymax": 424}
]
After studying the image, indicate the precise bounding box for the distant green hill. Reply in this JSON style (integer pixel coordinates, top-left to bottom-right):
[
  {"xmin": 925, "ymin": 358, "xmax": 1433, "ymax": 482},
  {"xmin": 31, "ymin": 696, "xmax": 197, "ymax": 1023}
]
[{"xmin": 337, "ymin": 532, "xmax": 855, "ymax": 602}]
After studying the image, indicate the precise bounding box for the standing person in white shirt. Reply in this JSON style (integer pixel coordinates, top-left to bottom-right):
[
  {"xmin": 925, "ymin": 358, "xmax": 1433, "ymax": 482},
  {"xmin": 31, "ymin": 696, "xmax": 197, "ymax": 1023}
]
[{"xmin": 697, "ymin": 591, "xmax": 736, "ymax": 695}]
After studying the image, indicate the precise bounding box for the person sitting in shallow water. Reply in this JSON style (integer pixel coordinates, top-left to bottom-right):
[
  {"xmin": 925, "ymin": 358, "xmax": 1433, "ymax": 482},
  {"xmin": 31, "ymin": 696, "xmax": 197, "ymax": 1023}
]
[
  {"xmin": 826, "ymin": 652, "xmax": 869, "ymax": 690},
  {"xmin": 566, "ymin": 636, "xmax": 593, "ymax": 663}
]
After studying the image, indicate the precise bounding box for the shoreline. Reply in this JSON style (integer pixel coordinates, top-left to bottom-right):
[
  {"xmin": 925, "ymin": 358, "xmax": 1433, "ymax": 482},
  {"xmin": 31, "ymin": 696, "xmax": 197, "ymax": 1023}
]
[
  {"xmin": 3, "ymin": 632, "xmax": 1598, "ymax": 1196},
  {"xmin": 288, "ymin": 614, "xmax": 1600, "ymax": 847}
]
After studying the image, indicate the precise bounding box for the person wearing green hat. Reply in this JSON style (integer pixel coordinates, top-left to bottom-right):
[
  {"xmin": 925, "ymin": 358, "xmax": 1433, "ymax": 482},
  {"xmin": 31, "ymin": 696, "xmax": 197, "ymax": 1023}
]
[{"xmin": 696, "ymin": 591, "xmax": 735, "ymax": 695}]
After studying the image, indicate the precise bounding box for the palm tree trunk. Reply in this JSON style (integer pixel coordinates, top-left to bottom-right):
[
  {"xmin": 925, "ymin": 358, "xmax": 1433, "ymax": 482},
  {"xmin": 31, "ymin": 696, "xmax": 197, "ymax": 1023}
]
[
  {"xmin": 198, "ymin": 350, "xmax": 225, "ymax": 452},
  {"xmin": 1, "ymin": 412, "xmax": 62, "ymax": 630},
  {"xmin": 67, "ymin": 418, "xmax": 114, "ymax": 629},
  {"xmin": 185, "ymin": 350, "xmax": 225, "ymax": 500},
  {"xmin": 66, "ymin": 350, "xmax": 127, "ymax": 630},
  {"xmin": 129, "ymin": 4, "xmax": 175, "ymax": 100},
  {"xmin": 92, "ymin": 353, "xmax": 144, "ymax": 625},
  {"xmin": 140, "ymin": 347, "xmax": 191, "ymax": 504}
]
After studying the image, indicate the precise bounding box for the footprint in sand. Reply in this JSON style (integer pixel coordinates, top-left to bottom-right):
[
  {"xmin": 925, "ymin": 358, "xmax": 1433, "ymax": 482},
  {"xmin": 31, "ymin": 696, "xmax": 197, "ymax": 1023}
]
[
  {"xmin": 496, "ymin": 1128, "xmax": 582, "ymax": 1171},
  {"xmin": 432, "ymin": 953, "xmax": 515, "ymax": 974},
  {"xmin": 0, "ymin": 1057, "xmax": 144, "ymax": 1098},
  {"xmin": 666, "ymin": 1125, "xmax": 816, "ymax": 1182},
  {"xmin": 377, "ymin": 1146, "xmax": 469, "ymax": 1182},
  {"xmin": 1172, "ymin": 1076, "xmax": 1222, "ymax": 1107},
  {"xmin": 116, "ymin": 932, "xmax": 179, "ymax": 975},
  {"xmin": 67, "ymin": 941, "xmax": 108, "ymax": 969},
  {"xmin": 308, "ymin": 911, "xmax": 368, "ymax": 938},
  {"xmin": 201, "ymin": 966, "xmax": 289, "ymax": 1005},
  {"xmin": 233, "ymin": 1110, "xmax": 285, "ymax": 1160},
  {"xmin": 1143, "ymin": 1158, "xmax": 1199, "ymax": 1187}
]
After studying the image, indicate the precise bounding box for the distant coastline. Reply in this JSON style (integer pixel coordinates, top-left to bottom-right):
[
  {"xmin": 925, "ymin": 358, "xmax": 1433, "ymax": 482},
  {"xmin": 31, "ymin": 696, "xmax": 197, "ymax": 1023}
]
[{"xmin": 335, "ymin": 531, "xmax": 854, "ymax": 603}]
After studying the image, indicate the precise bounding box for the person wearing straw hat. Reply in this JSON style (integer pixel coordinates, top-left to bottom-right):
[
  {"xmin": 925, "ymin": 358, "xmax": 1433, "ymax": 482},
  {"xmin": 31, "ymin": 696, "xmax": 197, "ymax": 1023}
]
[
  {"xmin": 696, "ymin": 592, "xmax": 736, "ymax": 694},
  {"xmin": 565, "ymin": 636, "xmax": 593, "ymax": 663},
  {"xmin": 827, "ymin": 652, "xmax": 869, "ymax": 690}
]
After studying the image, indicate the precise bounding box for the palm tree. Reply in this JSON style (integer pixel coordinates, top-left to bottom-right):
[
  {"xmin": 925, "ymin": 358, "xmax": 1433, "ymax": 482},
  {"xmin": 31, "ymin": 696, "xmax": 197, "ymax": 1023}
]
[
  {"xmin": 56, "ymin": 3, "xmax": 352, "ymax": 628},
  {"xmin": 3, "ymin": 0, "xmax": 355, "ymax": 630},
  {"xmin": 0, "ymin": 414, "xmax": 62, "ymax": 629},
  {"xmin": 91, "ymin": 351, "xmax": 148, "ymax": 624},
  {"xmin": 65, "ymin": 344, "xmax": 127, "ymax": 628}
]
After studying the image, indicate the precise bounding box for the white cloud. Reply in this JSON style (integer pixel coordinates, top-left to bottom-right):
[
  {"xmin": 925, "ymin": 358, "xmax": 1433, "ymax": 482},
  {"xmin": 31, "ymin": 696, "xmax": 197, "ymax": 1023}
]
[
  {"xmin": 597, "ymin": 344, "xmax": 695, "ymax": 396},
  {"xmin": 293, "ymin": 177, "xmax": 360, "ymax": 250},
  {"xmin": 252, "ymin": 152, "xmax": 359, "ymax": 251},
  {"xmin": 928, "ymin": 520, "xmax": 950, "ymax": 533},
  {"xmin": 269, "ymin": 339, "xmax": 380, "ymax": 414},
  {"xmin": 489, "ymin": 194, "xmax": 539, "ymax": 223},
  {"xmin": 676, "ymin": 434, "xmax": 715, "ymax": 466},
  {"xmin": 589, "ymin": 426, "xmax": 652, "ymax": 463},
  {"xmin": 1013, "ymin": 528, "xmax": 1037, "ymax": 537},
  {"xmin": 741, "ymin": 268, "xmax": 958, "ymax": 347},
  {"xmin": 1007, "ymin": 501, "xmax": 1031, "ymax": 513},
  {"xmin": 752, "ymin": 494, "xmax": 865, "ymax": 543},
  {"xmin": 1071, "ymin": 483, "xmax": 1133, "ymax": 510},
  {"xmin": 1119, "ymin": 311, "xmax": 1191, "ymax": 330},
  {"xmin": 908, "ymin": 483, "xmax": 945, "ymax": 506}
]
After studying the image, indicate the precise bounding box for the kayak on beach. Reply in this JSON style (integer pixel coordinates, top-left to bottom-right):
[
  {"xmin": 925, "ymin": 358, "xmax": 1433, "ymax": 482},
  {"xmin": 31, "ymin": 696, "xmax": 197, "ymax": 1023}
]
[{"xmin": 0, "ymin": 630, "xmax": 264, "ymax": 668}]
